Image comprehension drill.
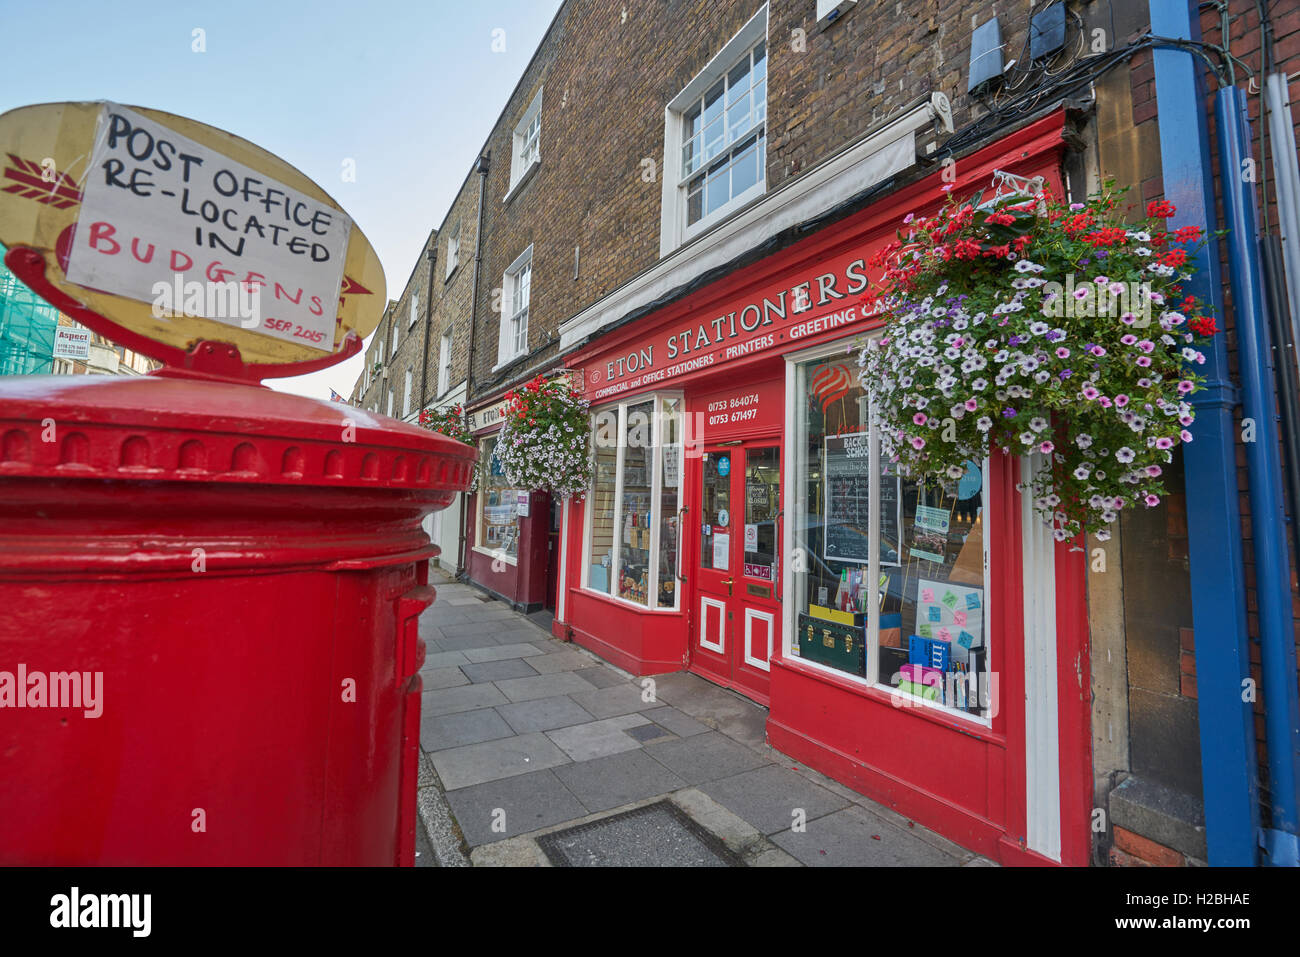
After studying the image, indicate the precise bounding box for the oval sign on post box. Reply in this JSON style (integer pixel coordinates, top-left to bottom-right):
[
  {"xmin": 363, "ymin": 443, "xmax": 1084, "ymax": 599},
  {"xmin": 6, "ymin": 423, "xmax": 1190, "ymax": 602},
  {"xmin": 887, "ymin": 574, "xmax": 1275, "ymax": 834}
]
[{"xmin": 0, "ymin": 101, "xmax": 385, "ymax": 379}]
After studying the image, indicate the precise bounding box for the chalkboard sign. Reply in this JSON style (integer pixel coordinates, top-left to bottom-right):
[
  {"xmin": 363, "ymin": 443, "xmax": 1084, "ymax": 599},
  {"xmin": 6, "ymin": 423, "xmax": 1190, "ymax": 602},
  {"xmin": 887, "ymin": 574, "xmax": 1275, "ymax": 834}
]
[
  {"xmin": 823, "ymin": 433, "xmax": 901, "ymax": 567},
  {"xmin": 823, "ymin": 433, "xmax": 871, "ymax": 564}
]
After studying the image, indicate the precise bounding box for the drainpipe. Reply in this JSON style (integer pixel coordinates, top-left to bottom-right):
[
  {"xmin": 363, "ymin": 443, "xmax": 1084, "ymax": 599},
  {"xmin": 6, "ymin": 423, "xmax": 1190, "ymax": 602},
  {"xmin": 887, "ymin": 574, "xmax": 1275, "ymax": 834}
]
[
  {"xmin": 1149, "ymin": 0, "xmax": 1259, "ymax": 866},
  {"xmin": 457, "ymin": 150, "xmax": 491, "ymax": 579},
  {"xmin": 419, "ymin": 239, "xmax": 437, "ymax": 418},
  {"xmin": 1216, "ymin": 86, "xmax": 1300, "ymax": 867}
]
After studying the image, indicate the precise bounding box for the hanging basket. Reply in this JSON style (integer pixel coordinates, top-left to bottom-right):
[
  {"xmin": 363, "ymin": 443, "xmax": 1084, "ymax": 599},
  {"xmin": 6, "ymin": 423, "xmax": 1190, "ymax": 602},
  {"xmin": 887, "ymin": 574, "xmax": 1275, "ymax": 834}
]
[
  {"xmin": 858, "ymin": 182, "xmax": 1219, "ymax": 543},
  {"xmin": 418, "ymin": 403, "xmax": 480, "ymax": 493},
  {"xmin": 495, "ymin": 375, "xmax": 592, "ymax": 499}
]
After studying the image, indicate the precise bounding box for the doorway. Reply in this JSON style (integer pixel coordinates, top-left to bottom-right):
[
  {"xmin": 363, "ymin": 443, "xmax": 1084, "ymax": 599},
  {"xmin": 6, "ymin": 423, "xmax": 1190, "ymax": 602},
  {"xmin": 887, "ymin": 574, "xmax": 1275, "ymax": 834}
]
[{"xmin": 689, "ymin": 441, "xmax": 781, "ymax": 704}]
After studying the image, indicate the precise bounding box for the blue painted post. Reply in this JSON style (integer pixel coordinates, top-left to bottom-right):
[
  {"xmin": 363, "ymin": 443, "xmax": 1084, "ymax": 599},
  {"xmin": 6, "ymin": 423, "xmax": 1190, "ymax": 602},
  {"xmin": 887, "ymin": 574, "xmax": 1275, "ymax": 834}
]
[
  {"xmin": 1149, "ymin": 0, "xmax": 1259, "ymax": 865},
  {"xmin": 1215, "ymin": 86, "xmax": 1300, "ymax": 866}
]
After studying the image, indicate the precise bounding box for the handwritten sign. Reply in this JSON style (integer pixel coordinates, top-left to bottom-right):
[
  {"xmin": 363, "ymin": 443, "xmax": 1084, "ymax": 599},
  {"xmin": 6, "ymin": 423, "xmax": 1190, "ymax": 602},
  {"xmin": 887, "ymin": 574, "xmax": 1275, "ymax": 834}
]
[{"xmin": 65, "ymin": 104, "xmax": 351, "ymax": 352}]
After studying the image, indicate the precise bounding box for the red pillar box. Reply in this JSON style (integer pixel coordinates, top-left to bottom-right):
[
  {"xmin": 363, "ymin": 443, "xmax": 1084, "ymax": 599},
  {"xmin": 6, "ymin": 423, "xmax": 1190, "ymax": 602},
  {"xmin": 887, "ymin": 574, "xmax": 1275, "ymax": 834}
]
[
  {"xmin": 0, "ymin": 102, "xmax": 475, "ymax": 864},
  {"xmin": 0, "ymin": 376, "xmax": 475, "ymax": 865}
]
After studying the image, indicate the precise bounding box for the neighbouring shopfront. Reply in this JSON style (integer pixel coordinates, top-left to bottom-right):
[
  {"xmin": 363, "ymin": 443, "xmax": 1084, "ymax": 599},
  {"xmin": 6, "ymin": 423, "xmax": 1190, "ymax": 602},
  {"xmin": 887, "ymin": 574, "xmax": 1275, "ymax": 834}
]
[
  {"xmin": 551, "ymin": 110, "xmax": 1092, "ymax": 866},
  {"xmin": 464, "ymin": 396, "xmax": 553, "ymax": 612}
]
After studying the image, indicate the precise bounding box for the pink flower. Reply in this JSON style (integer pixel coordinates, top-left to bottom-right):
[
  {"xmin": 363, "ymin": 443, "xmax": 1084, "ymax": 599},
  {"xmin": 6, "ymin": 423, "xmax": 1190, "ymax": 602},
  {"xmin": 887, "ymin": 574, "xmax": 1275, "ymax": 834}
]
[
  {"xmin": 1177, "ymin": 380, "xmax": 1194, "ymax": 393},
  {"xmin": 1136, "ymin": 356, "xmax": 1152, "ymax": 367},
  {"xmin": 1056, "ymin": 347, "xmax": 1070, "ymax": 358},
  {"xmin": 1039, "ymin": 441, "xmax": 1055, "ymax": 454},
  {"xmin": 941, "ymin": 184, "xmax": 955, "ymax": 193},
  {"xmin": 1156, "ymin": 437, "xmax": 1174, "ymax": 449},
  {"xmin": 964, "ymin": 398, "xmax": 979, "ymax": 411},
  {"xmin": 1181, "ymin": 429, "xmax": 1194, "ymax": 442},
  {"xmin": 1144, "ymin": 494, "xmax": 1161, "ymax": 507},
  {"xmin": 913, "ymin": 412, "xmax": 928, "ymax": 425},
  {"xmin": 1115, "ymin": 394, "xmax": 1129, "ymax": 407},
  {"xmin": 1082, "ymin": 386, "xmax": 1100, "ymax": 400},
  {"xmin": 911, "ymin": 436, "xmax": 927, "ymax": 449},
  {"xmin": 1098, "ymin": 396, "xmax": 1113, "ymax": 408}
]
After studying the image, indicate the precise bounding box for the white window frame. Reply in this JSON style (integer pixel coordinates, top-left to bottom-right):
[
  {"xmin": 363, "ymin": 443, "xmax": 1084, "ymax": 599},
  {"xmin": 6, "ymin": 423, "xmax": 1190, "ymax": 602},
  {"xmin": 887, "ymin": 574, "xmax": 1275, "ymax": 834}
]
[
  {"xmin": 474, "ymin": 436, "xmax": 520, "ymax": 566},
  {"xmin": 403, "ymin": 368, "xmax": 414, "ymax": 418},
  {"xmin": 386, "ymin": 388, "xmax": 394, "ymax": 418},
  {"xmin": 391, "ymin": 315, "xmax": 399, "ymax": 352},
  {"xmin": 660, "ymin": 5, "xmax": 768, "ymax": 255},
  {"xmin": 437, "ymin": 331, "xmax": 452, "ymax": 397},
  {"xmin": 782, "ymin": 335, "xmax": 993, "ymax": 728},
  {"xmin": 496, "ymin": 245, "xmax": 533, "ymax": 368},
  {"xmin": 506, "ymin": 87, "xmax": 543, "ymax": 200},
  {"xmin": 446, "ymin": 226, "xmax": 460, "ymax": 279},
  {"xmin": 580, "ymin": 392, "xmax": 685, "ymax": 612},
  {"xmin": 408, "ymin": 291, "xmax": 420, "ymax": 329}
]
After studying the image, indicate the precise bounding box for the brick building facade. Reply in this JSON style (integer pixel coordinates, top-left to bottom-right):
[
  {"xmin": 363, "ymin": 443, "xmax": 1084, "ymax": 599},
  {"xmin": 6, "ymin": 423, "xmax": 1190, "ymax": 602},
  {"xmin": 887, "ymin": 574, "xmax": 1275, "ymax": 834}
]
[{"xmin": 354, "ymin": 0, "xmax": 1300, "ymax": 867}]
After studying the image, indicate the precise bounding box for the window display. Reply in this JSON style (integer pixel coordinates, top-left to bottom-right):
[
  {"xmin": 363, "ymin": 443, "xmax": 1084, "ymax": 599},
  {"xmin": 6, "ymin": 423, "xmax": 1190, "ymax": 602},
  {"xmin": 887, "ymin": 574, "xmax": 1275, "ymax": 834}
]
[
  {"xmin": 477, "ymin": 436, "xmax": 521, "ymax": 560},
  {"xmin": 582, "ymin": 393, "xmax": 684, "ymax": 609},
  {"xmin": 790, "ymin": 352, "xmax": 990, "ymax": 720}
]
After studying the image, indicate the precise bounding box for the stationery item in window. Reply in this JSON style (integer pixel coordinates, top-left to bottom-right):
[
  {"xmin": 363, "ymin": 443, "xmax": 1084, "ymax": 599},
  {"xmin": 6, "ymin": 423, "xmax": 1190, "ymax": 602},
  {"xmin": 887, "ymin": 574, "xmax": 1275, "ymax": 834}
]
[
  {"xmin": 879, "ymin": 612, "xmax": 902, "ymax": 648},
  {"xmin": 915, "ymin": 577, "xmax": 984, "ymax": 665},
  {"xmin": 907, "ymin": 634, "xmax": 951, "ymax": 671},
  {"xmin": 897, "ymin": 679, "xmax": 940, "ymax": 702}
]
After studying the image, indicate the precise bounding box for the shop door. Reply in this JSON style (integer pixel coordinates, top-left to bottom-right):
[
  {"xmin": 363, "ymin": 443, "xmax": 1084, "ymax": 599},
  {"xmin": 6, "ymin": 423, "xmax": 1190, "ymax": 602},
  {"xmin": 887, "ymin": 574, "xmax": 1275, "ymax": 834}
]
[{"xmin": 691, "ymin": 442, "xmax": 781, "ymax": 704}]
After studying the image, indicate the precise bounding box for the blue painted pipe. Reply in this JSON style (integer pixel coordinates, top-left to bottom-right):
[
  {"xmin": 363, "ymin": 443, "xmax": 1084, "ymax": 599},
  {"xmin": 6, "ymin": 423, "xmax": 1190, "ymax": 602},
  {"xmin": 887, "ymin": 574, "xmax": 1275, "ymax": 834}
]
[
  {"xmin": 1150, "ymin": 0, "xmax": 1258, "ymax": 866},
  {"xmin": 1215, "ymin": 86, "xmax": 1300, "ymax": 866}
]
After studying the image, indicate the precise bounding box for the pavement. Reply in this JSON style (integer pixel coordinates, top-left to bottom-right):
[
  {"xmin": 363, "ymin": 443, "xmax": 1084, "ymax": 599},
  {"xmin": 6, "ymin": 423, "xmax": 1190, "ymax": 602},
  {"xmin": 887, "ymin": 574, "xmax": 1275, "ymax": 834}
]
[{"xmin": 414, "ymin": 568, "xmax": 995, "ymax": 867}]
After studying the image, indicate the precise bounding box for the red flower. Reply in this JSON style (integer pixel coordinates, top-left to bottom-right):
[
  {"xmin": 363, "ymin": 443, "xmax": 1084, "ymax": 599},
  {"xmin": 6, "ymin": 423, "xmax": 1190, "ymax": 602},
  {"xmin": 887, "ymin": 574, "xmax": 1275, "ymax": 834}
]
[
  {"xmin": 1160, "ymin": 248, "xmax": 1188, "ymax": 267},
  {"xmin": 1147, "ymin": 200, "xmax": 1177, "ymax": 218},
  {"xmin": 984, "ymin": 211, "xmax": 1016, "ymax": 226},
  {"xmin": 1173, "ymin": 225, "xmax": 1202, "ymax": 243},
  {"xmin": 1190, "ymin": 315, "xmax": 1218, "ymax": 337}
]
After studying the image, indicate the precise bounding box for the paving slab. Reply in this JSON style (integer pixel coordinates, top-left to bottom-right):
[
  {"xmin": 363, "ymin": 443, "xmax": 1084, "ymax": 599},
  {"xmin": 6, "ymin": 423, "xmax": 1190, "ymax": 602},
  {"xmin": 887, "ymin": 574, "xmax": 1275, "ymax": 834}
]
[
  {"xmin": 771, "ymin": 804, "xmax": 961, "ymax": 866},
  {"xmin": 700, "ymin": 764, "xmax": 851, "ymax": 836},
  {"xmin": 496, "ymin": 696, "xmax": 596, "ymax": 734},
  {"xmin": 422, "ymin": 682, "xmax": 509, "ymax": 717},
  {"xmin": 438, "ymin": 620, "xmax": 511, "ymax": 638},
  {"xmin": 495, "ymin": 672, "xmax": 598, "ymax": 703},
  {"xmin": 553, "ymin": 749, "xmax": 687, "ymax": 813},
  {"xmin": 422, "ymin": 650, "xmax": 470, "ymax": 670},
  {"xmin": 445, "ymin": 769, "xmax": 589, "ymax": 847},
  {"xmin": 536, "ymin": 801, "xmax": 741, "ymax": 867},
  {"xmin": 570, "ymin": 682, "xmax": 660, "ymax": 719},
  {"xmin": 420, "ymin": 707, "xmax": 515, "ymax": 752},
  {"xmin": 433, "ymin": 633, "xmax": 502, "ymax": 653},
  {"xmin": 421, "ymin": 666, "xmax": 471, "ymax": 691},
  {"xmin": 643, "ymin": 731, "xmax": 768, "ymax": 785},
  {"xmin": 431, "ymin": 731, "xmax": 572, "ymax": 791},
  {"xmin": 462, "ymin": 642, "xmax": 546, "ymax": 663},
  {"xmin": 643, "ymin": 705, "xmax": 711, "ymax": 738},
  {"xmin": 625, "ymin": 722, "xmax": 678, "ymax": 745},
  {"xmin": 545, "ymin": 714, "xmax": 651, "ymax": 762},
  {"xmin": 571, "ymin": 667, "xmax": 628, "ymax": 689},
  {"xmin": 461, "ymin": 658, "xmax": 539, "ymax": 683},
  {"xmin": 527, "ymin": 650, "xmax": 597, "ymax": 674}
]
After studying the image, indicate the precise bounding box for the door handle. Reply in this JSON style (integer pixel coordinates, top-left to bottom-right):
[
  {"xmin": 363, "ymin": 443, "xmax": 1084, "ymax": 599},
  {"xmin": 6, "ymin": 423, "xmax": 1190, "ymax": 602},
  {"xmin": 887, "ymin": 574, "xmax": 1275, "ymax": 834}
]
[
  {"xmin": 774, "ymin": 507, "xmax": 783, "ymax": 602},
  {"xmin": 722, "ymin": 577, "xmax": 733, "ymax": 596},
  {"xmin": 677, "ymin": 506, "xmax": 688, "ymax": 583}
]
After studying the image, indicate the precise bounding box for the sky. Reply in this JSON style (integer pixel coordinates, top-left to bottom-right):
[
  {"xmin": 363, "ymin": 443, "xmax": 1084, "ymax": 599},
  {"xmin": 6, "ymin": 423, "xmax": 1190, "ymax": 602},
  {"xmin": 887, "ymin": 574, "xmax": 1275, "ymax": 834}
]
[{"xmin": 0, "ymin": 0, "xmax": 563, "ymax": 401}]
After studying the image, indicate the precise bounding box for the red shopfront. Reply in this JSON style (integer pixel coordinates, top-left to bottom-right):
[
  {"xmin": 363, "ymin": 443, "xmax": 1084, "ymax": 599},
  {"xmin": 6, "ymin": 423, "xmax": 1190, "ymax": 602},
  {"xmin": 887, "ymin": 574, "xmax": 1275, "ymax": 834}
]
[
  {"xmin": 552, "ymin": 112, "xmax": 1092, "ymax": 866},
  {"xmin": 464, "ymin": 396, "xmax": 553, "ymax": 612}
]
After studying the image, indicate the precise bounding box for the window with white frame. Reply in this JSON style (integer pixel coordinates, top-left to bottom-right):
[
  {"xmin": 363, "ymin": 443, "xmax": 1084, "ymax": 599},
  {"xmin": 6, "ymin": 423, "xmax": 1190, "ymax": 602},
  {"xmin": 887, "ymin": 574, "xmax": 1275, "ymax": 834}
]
[
  {"xmin": 409, "ymin": 292, "xmax": 420, "ymax": 328},
  {"xmin": 498, "ymin": 245, "xmax": 532, "ymax": 366},
  {"xmin": 438, "ymin": 331, "xmax": 452, "ymax": 396},
  {"xmin": 376, "ymin": 338, "xmax": 384, "ymax": 364},
  {"xmin": 661, "ymin": 6, "xmax": 767, "ymax": 252},
  {"xmin": 391, "ymin": 315, "xmax": 399, "ymax": 352},
  {"xmin": 386, "ymin": 388, "xmax": 394, "ymax": 418},
  {"xmin": 476, "ymin": 436, "xmax": 521, "ymax": 561},
  {"xmin": 785, "ymin": 344, "xmax": 993, "ymax": 722},
  {"xmin": 582, "ymin": 394, "xmax": 684, "ymax": 609},
  {"xmin": 508, "ymin": 87, "xmax": 543, "ymax": 194},
  {"xmin": 403, "ymin": 369, "xmax": 413, "ymax": 418},
  {"xmin": 446, "ymin": 225, "xmax": 460, "ymax": 279}
]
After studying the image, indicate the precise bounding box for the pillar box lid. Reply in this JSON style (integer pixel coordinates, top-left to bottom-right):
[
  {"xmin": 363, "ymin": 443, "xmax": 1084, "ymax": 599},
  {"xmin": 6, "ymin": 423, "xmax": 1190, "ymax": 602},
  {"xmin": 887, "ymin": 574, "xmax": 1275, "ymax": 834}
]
[{"xmin": 0, "ymin": 374, "xmax": 476, "ymax": 492}]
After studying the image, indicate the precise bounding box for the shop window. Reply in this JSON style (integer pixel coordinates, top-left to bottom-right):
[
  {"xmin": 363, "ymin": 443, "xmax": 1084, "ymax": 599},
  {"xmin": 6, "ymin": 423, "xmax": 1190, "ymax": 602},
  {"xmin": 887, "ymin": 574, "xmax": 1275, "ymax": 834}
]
[
  {"xmin": 788, "ymin": 350, "xmax": 991, "ymax": 721},
  {"xmin": 582, "ymin": 394, "xmax": 684, "ymax": 609},
  {"xmin": 476, "ymin": 436, "xmax": 521, "ymax": 562}
]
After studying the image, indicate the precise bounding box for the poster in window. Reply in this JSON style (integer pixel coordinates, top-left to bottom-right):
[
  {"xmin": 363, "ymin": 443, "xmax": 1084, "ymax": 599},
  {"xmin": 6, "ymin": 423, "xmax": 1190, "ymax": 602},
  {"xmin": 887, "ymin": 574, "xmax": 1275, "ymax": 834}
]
[{"xmin": 823, "ymin": 433, "xmax": 900, "ymax": 567}]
